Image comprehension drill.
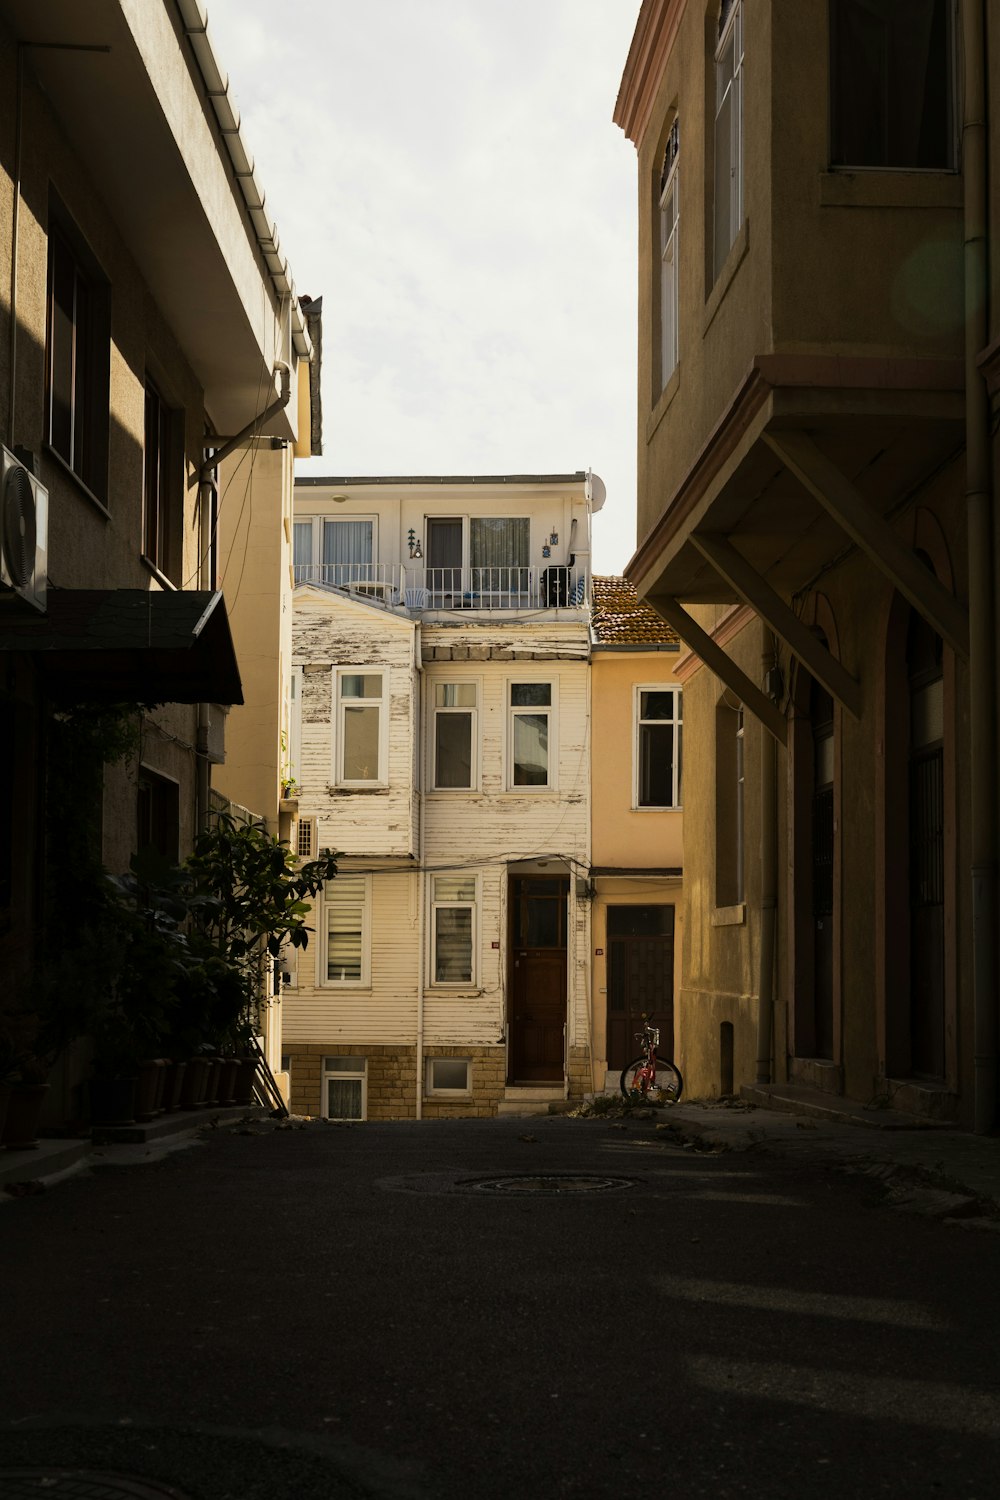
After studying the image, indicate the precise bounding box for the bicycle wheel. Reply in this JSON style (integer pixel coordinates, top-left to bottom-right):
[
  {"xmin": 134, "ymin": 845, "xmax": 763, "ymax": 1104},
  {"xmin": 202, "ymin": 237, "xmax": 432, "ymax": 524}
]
[{"xmin": 620, "ymin": 1056, "xmax": 683, "ymax": 1105}]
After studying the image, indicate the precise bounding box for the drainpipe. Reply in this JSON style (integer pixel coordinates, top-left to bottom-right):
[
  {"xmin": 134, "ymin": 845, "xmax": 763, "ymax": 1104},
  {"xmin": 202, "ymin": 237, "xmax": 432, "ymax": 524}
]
[
  {"xmin": 962, "ymin": 0, "xmax": 998, "ymax": 1133},
  {"xmin": 414, "ymin": 621, "xmax": 425, "ymax": 1121},
  {"xmin": 756, "ymin": 631, "xmax": 778, "ymax": 1084}
]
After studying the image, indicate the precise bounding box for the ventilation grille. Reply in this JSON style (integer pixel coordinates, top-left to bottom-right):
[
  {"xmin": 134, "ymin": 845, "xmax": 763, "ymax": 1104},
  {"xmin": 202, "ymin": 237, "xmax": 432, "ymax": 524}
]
[{"xmin": 295, "ymin": 817, "xmax": 316, "ymax": 859}]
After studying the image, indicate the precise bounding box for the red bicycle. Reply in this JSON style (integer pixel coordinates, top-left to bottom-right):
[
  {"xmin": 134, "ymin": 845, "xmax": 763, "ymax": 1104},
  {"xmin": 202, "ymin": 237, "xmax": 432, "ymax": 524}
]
[{"xmin": 620, "ymin": 1018, "xmax": 683, "ymax": 1105}]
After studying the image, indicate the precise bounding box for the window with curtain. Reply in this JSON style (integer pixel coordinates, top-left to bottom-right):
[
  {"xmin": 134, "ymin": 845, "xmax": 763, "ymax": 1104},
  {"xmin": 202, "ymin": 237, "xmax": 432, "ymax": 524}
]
[
  {"xmin": 322, "ymin": 519, "xmax": 373, "ymax": 586},
  {"xmin": 336, "ymin": 671, "xmax": 385, "ymax": 784},
  {"xmin": 830, "ymin": 0, "xmax": 955, "ymax": 169},
  {"xmin": 470, "ymin": 517, "xmax": 530, "ymax": 594},
  {"xmin": 293, "ymin": 520, "xmax": 313, "ymax": 581},
  {"xmin": 509, "ymin": 682, "xmax": 552, "ymax": 788},
  {"xmin": 432, "ymin": 876, "xmax": 475, "ymax": 983},
  {"xmin": 713, "ymin": 1, "xmax": 744, "ymax": 282},
  {"xmin": 324, "ymin": 876, "xmax": 368, "ymax": 984}
]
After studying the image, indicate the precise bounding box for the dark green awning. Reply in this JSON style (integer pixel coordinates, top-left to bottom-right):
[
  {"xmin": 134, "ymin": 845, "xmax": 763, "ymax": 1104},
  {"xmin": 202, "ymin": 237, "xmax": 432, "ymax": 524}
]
[{"xmin": 0, "ymin": 589, "xmax": 243, "ymax": 705}]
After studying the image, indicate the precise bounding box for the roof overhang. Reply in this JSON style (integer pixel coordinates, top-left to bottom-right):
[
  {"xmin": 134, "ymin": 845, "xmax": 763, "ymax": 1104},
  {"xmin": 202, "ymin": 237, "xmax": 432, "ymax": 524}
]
[
  {"xmin": 0, "ymin": 589, "xmax": 243, "ymax": 705},
  {"xmin": 0, "ymin": 0, "xmax": 298, "ymax": 436},
  {"xmin": 626, "ymin": 354, "xmax": 968, "ymax": 740}
]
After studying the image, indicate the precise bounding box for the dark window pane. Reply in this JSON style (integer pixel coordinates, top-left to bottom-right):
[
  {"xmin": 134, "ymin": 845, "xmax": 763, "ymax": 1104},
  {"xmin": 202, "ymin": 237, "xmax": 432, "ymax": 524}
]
[
  {"xmin": 607, "ymin": 905, "xmax": 675, "ymax": 939},
  {"xmin": 511, "ymin": 683, "xmax": 551, "ymax": 707},
  {"xmin": 640, "ymin": 690, "xmax": 676, "ymax": 721},
  {"xmin": 48, "ymin": 236, "xmax": 75, "ymax": 461},
  {"xmin": 639, "ymin": 722, "xmax": 675, "ymax": 806},
  {"xmin": 830, "ymin": 0, "xmax": 953, "ymax": 169},
  {"xmin": 435, "ymin": 711, "xmax": 472, "ymax": 788},
  {"xmin": 523, "ymin": 900, "xmax": 563, "ymax": 948}
]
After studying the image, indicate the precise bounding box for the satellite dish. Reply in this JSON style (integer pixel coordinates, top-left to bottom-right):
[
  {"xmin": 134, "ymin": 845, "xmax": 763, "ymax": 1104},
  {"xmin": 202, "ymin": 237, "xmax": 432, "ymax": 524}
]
[{"xmin": 585, "ymin": 469, "xmax": 607, "ymax": 512}]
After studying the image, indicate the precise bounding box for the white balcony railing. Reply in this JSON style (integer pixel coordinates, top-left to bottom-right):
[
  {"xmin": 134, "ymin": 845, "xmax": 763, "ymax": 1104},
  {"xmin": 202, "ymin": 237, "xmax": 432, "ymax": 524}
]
[
  {"xmin": 293, "ymin": 562, "xmax": 403, "ymax": 600},
  {"xmin": 294, "ymin": 562, "xmax": 588, "ymax": 611}
]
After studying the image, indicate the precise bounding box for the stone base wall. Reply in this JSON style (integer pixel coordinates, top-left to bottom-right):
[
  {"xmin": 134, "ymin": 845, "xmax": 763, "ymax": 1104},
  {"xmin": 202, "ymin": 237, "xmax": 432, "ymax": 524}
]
[
  {"xmin": 286, "ymin": 1043, "xmax": 508, "ymax": 1120},
  {"xmin": 567, "ymin": 1045, "xmax": 593, "ymax": 1100}
]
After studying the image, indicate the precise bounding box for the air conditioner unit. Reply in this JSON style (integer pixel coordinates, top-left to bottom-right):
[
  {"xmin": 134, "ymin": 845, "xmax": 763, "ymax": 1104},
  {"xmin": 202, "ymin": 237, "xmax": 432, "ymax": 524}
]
[{"xmin": 0, "ymin": 446, "xmax": 47, "ymax": 612}]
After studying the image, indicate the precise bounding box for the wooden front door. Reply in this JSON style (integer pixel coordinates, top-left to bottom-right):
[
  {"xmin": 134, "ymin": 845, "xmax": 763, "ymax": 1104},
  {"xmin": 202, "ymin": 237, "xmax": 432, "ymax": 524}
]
[
  {"xmin": 508, "ymin": 876, "xmax": 568, "ymax": 1082},
  {"xmin": 606, "ymin": 905, "xmax": 675, "ymax": 1071}
]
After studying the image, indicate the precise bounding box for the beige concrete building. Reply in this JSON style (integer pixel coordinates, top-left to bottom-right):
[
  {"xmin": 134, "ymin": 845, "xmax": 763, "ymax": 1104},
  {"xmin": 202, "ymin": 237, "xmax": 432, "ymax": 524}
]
[
  {"xmin": 589, "ymin": 577, "xmax": 683, "ymax": 1088},
  {"xmin": 282, "ymin": 474, "xmax": 602, "ymax": 1120},
  {"xmin": 615, "ymin": 0, "xmax": 998, "ymax": 1128},
  {"xmin": 0, "ymin": 0, "xmax": 312, "ymax": 1125}
]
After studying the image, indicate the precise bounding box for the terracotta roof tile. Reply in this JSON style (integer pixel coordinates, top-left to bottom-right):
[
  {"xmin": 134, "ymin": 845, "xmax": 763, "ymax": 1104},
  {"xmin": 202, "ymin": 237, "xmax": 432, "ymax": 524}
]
[{"xmin": 590, "ymin": 576, "xmax": 680, "ymax": 648}]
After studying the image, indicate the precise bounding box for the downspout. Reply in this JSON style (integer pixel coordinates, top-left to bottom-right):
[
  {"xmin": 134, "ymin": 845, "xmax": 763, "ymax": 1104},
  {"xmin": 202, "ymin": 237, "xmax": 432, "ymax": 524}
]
[
  {"xmin": 414, "ymin": 621, "xmax": 425, "ymax": 1121},
  {"xmin": 756, "ymin": 630, "xmax": 778, "ymax": 1084},
  {"xmin": 962, "ymin": 0, "xmax": 998, "ymax": 1133}
]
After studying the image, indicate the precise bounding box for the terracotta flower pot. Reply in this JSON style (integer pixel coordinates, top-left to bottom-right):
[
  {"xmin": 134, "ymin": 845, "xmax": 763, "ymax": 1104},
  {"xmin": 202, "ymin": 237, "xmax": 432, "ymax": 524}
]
[
  {"xmin": 89, "ymin": 1076, "xmax": 137, "ymax": 1127},
  {"xmin": 216, "ymin": 1058, "xmax": 239, "ymax": 1105},
  {"xmin": 233, "ymin": 1057, "xmax": 257, "ymax": 1106},
  {"xmin": 178, "ymin": 1056, "xmax": 209, "ymax": 1109},
  {"xmin": 161, "ymin": 1060, "xmax": 187, "ymax": 1112},
  {"xmin": 1, "ymin": 1083, "xmax": 50, "ymax": 1148},
  {"xmin": 135, "ymin": 1059, "xmax": 167, "ymax": 1122},
  {"xmin": 202, "ymin": 1058, "xmax": 221, "ymax": 1106}
]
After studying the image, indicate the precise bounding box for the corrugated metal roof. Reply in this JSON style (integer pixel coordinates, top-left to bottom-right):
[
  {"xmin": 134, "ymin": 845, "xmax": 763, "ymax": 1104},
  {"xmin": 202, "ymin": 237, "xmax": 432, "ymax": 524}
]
[{"xmin": 590, "ymin": 576, "xmax": 680, "ymax": 648}]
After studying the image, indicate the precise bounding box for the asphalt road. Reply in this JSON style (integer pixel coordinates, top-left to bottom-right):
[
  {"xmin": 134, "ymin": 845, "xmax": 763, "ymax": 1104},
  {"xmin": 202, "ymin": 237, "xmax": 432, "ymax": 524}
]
[{"xmin": 2, "ymin": 1115, "xmax": 999, "ymax": 1499}]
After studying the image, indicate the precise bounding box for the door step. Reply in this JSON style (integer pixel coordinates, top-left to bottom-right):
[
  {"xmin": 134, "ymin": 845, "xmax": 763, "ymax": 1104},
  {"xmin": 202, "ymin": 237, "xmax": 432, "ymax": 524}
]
[{"xmin": 497, "ymin": 1084, "xmax": 564, "ymax": 1116}]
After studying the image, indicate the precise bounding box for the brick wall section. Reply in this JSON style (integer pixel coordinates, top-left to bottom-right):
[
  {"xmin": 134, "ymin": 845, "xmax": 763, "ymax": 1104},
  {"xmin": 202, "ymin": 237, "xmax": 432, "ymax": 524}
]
[{"xmin": 285, "ymin": 1043, "xmax": 509, "ymax": 1120}]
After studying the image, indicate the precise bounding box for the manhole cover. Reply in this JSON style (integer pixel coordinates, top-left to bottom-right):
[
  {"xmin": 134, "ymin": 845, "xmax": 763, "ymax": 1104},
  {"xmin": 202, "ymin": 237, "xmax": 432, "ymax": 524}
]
[
  {"xmin": 0, "ymin": 1474, "xmax": 189, "ymax": 1499},
  {"xmin": 465, "ymin": 1173, "xmax": 635, "ymax": 1195}
]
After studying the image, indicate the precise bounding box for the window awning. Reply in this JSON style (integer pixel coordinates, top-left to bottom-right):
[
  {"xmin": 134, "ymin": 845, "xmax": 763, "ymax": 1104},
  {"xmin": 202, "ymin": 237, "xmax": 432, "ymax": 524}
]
[{"xmin": 0, "ymin": 589, "xmax": 243, "ymax": 705}]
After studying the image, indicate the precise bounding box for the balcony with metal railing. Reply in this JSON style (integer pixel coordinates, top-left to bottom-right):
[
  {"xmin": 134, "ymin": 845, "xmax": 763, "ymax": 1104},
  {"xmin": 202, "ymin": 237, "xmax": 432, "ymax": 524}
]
[{"xmin": 294, "ymin": 562, "xmax": 588, "ymax": 612}]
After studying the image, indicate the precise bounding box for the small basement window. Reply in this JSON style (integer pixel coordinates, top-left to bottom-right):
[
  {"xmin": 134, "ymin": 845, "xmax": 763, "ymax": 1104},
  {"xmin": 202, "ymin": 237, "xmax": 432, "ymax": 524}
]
[
  {"xmin": 426, "ymin": 1057, "xmax": 472, "ymax": 1095},
  {"xmin": 323, "ymin": 1056, "xmax": 367, "ymax": 1120}
]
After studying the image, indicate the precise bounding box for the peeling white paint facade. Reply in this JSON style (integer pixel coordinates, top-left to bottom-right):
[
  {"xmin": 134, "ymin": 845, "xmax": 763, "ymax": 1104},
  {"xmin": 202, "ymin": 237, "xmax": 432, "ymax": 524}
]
[{"xmin": 283, "ymin": 475, "xmax": 603, "ymax": 1120}]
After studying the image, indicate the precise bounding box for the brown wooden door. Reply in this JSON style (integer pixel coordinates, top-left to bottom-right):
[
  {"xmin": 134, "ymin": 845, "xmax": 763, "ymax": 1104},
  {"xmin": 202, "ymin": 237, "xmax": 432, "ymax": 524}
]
[
  {"xmin": 508, "ymin": 876, "xmax": 567, "ymax": 1082},
  {"xmin": 606, "ymin": 905, "xmax": 675, "ymax": 1071}
]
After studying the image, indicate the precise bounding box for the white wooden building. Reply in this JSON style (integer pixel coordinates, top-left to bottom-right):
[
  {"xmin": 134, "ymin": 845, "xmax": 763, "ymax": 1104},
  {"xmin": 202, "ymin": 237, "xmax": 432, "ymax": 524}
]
[{"xmin": 282, "ymin": 474, "xmax": 604, "ymax": 1119}]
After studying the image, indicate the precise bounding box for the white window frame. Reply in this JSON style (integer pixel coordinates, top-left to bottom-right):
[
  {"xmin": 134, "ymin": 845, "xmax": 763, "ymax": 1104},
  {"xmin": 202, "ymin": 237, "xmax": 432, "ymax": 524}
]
[
  {"xmin": 428, "ymin": 873, "xmax": 478, "ymax": 988},
  {"xmin": 713, "ymin": 0, "xmax": 744, "ymax": 282},
  {"xmin": 287, "ymin": 665, "xmax": 303, "ymax": 788},
  {"xmin": 321, "ymin": 873, "xmax": 371, "ymax": 988},
  {"xmin": 430, "ymin": 678, "xmax": 480, "ymax": 792},
  {"xmin": 506, "ymin": 679, "xmax": 557, "ymax": 792},
  {"xmin": 333, "ymin": 667, "xmax": 389, "ymax": 787},
  {"xmin": 322, "ymin": 1056, "xmax": 368, "ymax": 1121},
  {"xmin": 293, "ymin": 514, "xmax": 378, "ymax": 583},
  {"xmin": 659, "ymin": 122, "xmax": 680, "ymax": 391},
  {"xmin": 633, "ymin": 685, "xmax": 683, "ymax": 811},
  {"xmin": 425, "ymin": 1057, "xmax": 473, "ymax": 1097}
]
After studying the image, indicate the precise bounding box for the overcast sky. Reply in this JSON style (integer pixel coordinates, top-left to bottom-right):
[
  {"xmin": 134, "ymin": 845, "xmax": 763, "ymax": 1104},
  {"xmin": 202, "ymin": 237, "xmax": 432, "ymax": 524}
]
[{"xmin": 206, "ymin": 0, "xmax": 642, "ymax": 574}]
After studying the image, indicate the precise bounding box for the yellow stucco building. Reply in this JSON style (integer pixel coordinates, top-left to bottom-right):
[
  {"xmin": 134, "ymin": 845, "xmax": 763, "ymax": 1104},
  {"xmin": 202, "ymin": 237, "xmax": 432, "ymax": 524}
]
[
  {"xmin": 589, "ymin": 578, "xmax": 684, "ymax": 1089},
  {"xmin": 615, "ymin": 0, "xmax": 999, "ymax": 1128}
]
